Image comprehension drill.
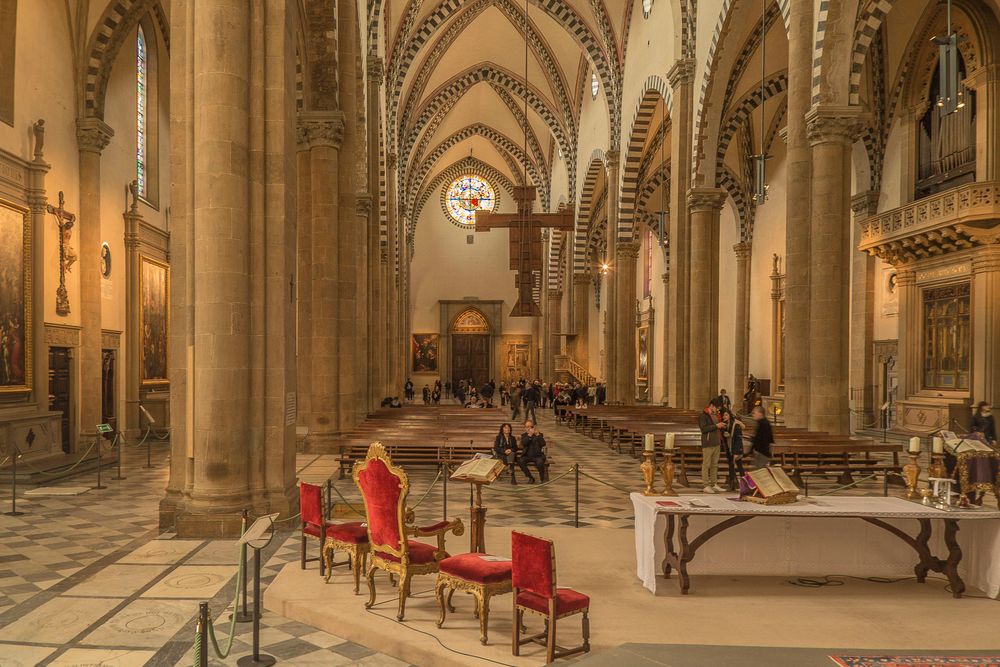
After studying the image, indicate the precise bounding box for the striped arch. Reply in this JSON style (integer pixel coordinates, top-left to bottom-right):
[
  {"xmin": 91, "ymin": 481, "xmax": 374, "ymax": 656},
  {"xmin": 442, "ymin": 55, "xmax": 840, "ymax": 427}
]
[
  {"xmin": 414, "ymin": 157, "xmax": 516, "ymax": 234},
  {"xmin": 575, "ymin": 154, "xmax": 605, "ymax": 274},
  {"xmin": 714, "ymin": 72, "xmax": 788, "ymax": 184},
  {"xmin": 547, "ymin": 231, "xmax": 565, "ymax": 290},
  {"xmin": 81, "ymin": 0, "xmax": 169, "ymax": 119},
  {"xmin": 490, "ymin": 84, "xmax": 551, "ymax": 180},
  {"xmin": 401, "ymin": 64, "xmax": 572, "ymax": 171},
  {"xmin": 718, "ymin": 166, "xmax": 753, "ymax": 241},
  {"xmin": 406, "ymin": 123, "xmax": 547, "ymax": 216},
  {"xmin": 619, "ymin": 80, "xmax": 672, "ymax": 243}
]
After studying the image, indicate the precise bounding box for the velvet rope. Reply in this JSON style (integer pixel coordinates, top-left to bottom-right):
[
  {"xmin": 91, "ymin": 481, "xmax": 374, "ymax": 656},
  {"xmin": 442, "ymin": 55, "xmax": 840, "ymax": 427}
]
[
  {"xmin": 12, "ymin": 438, "xmax": 101, "ymax": 477},
  {"xmin": 483, "ymin": 465, "xmax": 576, "ymax": 493},
  {"xmin": 203, "ymin": 528, "xmax": 246, "ymax": 659}
]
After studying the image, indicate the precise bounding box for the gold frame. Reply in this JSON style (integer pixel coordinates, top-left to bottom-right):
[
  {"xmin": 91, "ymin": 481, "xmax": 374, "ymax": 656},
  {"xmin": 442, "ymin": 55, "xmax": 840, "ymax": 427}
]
[
  {"xmin": 354, "ymin": 442, "xmax": 464, "ymax": 620},
  {"xmin": 636, "ymin": 325, "xmax": 649, "ymax": 382},
  {"xmin": 435, "ymin": 570, "xmax": 513, "ymax": 646},
  {"xmin": 139, "ymin": 254, "xmax": 169, "ymax": 386},
  {"xmin": 0, "ymin": 197, "xmax": 32, "ymax": 394}
]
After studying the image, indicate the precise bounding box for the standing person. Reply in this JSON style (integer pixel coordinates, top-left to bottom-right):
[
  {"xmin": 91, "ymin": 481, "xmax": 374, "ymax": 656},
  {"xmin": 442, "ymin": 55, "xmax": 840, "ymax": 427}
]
[
  {"xmin": 480, "ymin": 381, "xmax": 495, "ymax": 408},
  {"xmin": 720, "ymin": 408, "xmax": 746, "ymax": 490},
  {"xmin": 595, "ymin": 382, "xmax": 606, "ymax": 405},
  {"xmin": 518, "ymin": 420, "xmax": 547, "ymax": 483},
  {"xmin": 404, "ymin": 378, "xmax": 414, "ymax": 402},
  {"xmin": 715, "ymin": 389, "xmax": 732, "ymax": 412},
  {"xmin": 510, "ymin": 384, "xmax": 522, "ymax": 420},
  {"xmin": 523, "ymin": 382, "xmax": 539, "ymax": 423},
  {"xmin": 749, "ymin": 405, "xmax": 774, "ymax": 469},
  {"xmin": 422, "ymin": 385, "xmax": 431, "ymax": 405},
  {"xmin": 971, "ymin": 402, "xmax": 996, "ymax": 445},
  {"xmin": 698, "ymin": 402, "xmax": 726, "ymax": 493},
  {"xmin": 432, "ymin": 385, "xmax": 441, "ymax": 404},
  {"xmin": 444, "ymin": 380, "xmax": 452, "ymax": 399},
  {"xmin": 493, "ymin": 423, "xmax": 520, "ymax": 484}
]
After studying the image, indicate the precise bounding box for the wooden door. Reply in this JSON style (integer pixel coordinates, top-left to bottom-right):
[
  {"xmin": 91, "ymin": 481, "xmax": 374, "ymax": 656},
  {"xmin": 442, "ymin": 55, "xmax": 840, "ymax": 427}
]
[
  {"xmin": 451, "ymin": 334, "xmax": 490, "ymax": 387},
  {"xmin": 101, "ymin": 350, "xmax": 116, "ymax": 426},
  {"xmin": 48, "ymin": 347, "xmax": 72, "ymax": 453}
]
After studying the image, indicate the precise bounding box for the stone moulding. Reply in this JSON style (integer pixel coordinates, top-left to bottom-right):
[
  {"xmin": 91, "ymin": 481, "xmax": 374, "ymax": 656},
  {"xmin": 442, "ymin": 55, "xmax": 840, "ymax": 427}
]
[{"xmin": 858, "ymin": 181, "xmax": 1000, "ymax": 264}]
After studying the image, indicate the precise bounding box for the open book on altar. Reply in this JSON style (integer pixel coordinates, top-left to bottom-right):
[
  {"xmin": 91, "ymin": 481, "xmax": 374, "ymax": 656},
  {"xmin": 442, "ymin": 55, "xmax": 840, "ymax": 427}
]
[
  {"xmin": 450, "ymin": 454, "xmax": 505, "ymax": 483},
  {"xmin": 743, "ymin": 466, "xmax": 799, "ymax": 502},
  {"xmin": 940, "ymin": 431, "xmax": 994, "ymax": 454}
]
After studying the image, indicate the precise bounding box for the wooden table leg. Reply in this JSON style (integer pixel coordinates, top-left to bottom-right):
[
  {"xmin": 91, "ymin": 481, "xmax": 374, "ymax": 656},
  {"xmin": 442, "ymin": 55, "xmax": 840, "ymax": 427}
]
[
  {"xmin": 677, "ymin": 515, "xmax": 692, "ymax": 594},
  {"xmin": 662, "ymin": 514, "xmax": 676, "ymax": 579},
  {"xmin": 942, "ymin": 519, "xmax": 965, "ymax": 599}
]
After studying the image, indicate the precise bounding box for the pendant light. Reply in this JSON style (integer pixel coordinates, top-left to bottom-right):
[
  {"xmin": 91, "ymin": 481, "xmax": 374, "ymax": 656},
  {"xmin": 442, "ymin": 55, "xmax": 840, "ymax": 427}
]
[
  {"xmin": 751, "ymin": 0, "xmax": 770, "ymax": 205},
  {"xmin": 933, "ymin": 0, "xmax": 964, "ymax": 115}
]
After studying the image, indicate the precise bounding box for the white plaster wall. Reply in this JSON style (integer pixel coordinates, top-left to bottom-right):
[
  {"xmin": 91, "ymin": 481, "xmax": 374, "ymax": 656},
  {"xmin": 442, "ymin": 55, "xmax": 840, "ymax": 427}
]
[{"xmin": 617, "ymin": 1, "xmax": 677, "ymax": 152}]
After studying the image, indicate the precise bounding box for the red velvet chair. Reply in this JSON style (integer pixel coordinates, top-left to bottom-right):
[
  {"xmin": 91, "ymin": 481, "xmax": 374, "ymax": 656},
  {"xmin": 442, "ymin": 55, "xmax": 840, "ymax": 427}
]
[
  {"xmin": 299, "ymin": 482, "xmax": 370, "ymax": 592},
  {"xmin": 511, "ymin": 531, "xmax": 590, "ymax": 663},
  {"xmin": 435, "ymin": 553, "xmax": 513, "ymax": 645},
  {"xmin": 354, "ymin": 442, "xmax": 464, "ymax": 620}
]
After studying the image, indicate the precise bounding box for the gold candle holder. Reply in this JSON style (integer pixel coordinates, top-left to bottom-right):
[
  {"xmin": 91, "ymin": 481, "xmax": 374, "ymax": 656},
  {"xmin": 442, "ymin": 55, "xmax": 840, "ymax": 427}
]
[
  {"xmin": 929, "ymin": 453, "xmax": 946, "ymax": 480},
  {"xmin": 640, "ymin": 451, "xmax": 657, "ymax": 496},
  {"xmin": 902, "ymin": 452, "xmax": 921, "ymax": 499},
  {"xmin": 659, "ymin": 449, "xmax": 678, "ymax": 496}
]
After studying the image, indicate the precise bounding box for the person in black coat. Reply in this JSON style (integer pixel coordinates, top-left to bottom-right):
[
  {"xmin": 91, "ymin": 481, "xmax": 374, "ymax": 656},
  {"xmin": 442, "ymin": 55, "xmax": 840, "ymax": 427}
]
[
  {"xmin": 518, "ymin": 420, "xmax": 547, "ymax": 483},
  {"xmin": 595, "ymin": 383, "xmax": 606, "ymax": 405},
  {"xmin": 971, "ymin": 402, "xmax": 996, "ymax": 446},
  {"xmin": 493, "ymin": 423, "xmax": 520, "ymax": 484},
  {"xmin": 750, "ymin": 405, "xmax": 774, "ymax": 469}
]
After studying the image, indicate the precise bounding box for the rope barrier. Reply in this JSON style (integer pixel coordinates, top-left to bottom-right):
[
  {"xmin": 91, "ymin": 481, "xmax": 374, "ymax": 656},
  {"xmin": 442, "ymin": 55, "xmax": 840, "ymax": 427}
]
[
  {"xmin": 271, "ymin": 511, "xmax": 302, "ymax": 525},
  {"xmin": 326, "ymin": 480, "xmax": 367, "ymax": 516},
  {"xmin": 12, "ymin": 438, "xmax": 102, "ymax": 478},
  {"xmin": 410, "ymin": 467, "xmax": 443, "ymax": 509},
  {"xmin": 196, "ymin": 526, "xmax": 246, "ymax": 664},
  {"xmin": 483, "ymin": 466, "xmax": 575, "ymax": 493},
  {"xmin": 192, "ymin": 621, "xmax": 203, "ymax": 667},
  {"xmin": 814, "ymin": 473, "xmax": 879, "ymax": 496},
  {"xmin": 577, "ymin": 468, "xmax": 633, "ymax": 494}
]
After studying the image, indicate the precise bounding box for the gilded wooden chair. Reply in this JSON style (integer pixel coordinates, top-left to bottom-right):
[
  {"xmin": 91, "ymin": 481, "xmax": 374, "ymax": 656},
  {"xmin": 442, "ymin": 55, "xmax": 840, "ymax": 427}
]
[
  {"xmin": 512, "ymin": 531, "xmax": 590, "ymax": 663},
  {"xmin": 435, "ymin": 553, "xmax": 513, "ymax": 645},
  {"xmin": 300, "ymin": 482, "xmax": 369, "ymax": 591},
  {"xmin": 354, "ymin": 442, "xmax": 463, "ymax": 620}
]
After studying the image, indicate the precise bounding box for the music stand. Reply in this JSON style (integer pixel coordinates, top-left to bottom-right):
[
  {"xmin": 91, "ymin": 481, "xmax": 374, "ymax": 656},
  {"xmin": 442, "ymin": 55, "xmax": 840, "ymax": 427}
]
[{"xmin": 237, "ymin": 513, "xmax": 279, "ymax": 667}]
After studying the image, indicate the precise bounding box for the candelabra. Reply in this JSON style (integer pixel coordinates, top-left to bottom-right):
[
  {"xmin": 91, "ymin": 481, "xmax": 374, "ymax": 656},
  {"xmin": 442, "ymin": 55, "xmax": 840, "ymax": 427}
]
[
  {"xmin": 659, "ymin": 449, "xmax": 678, "ymax": 496},
  {"xmin": 902, "ymin": 452, "xmax": 922, "ymax": 499},
  {"xmin": 929, "ymin": 452, "xmax": 946, "ymax": 479},
  {"xmin": 640, "ymin": 451, "xmax": 657, "ymax": 496}
]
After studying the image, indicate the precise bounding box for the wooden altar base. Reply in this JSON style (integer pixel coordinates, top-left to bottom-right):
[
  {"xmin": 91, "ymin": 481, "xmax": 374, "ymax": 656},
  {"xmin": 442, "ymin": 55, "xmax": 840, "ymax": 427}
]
[{"xmin": 265, "ymin": 525, "xmax": 999, "ymax": 667}]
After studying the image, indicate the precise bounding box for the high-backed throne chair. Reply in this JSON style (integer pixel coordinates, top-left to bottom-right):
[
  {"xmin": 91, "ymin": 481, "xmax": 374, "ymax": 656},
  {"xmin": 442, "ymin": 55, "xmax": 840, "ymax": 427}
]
[{"xmin": 354, "ymin": 442, "xmax": 464, "ymax": 620}]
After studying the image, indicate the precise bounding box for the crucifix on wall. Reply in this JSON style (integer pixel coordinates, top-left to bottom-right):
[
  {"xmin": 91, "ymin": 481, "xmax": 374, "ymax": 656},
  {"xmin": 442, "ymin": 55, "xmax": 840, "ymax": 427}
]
[
  {"xmin": 475, "ymin": 185, "xmax": 574, "ymax": 317},
  {"xmin": 46, "ymin": 191, "xmax": 76, "ymax": 316}
]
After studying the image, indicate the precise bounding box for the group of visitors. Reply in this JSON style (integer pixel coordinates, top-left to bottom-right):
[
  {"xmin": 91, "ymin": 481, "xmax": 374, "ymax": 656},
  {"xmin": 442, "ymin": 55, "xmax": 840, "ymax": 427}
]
[
  {"xmin": 420, "ymin": 380, "xmax": 443, "ymax": 405},
  {"xmin": 493, "ymin": 419, "xmax": 548, "ymax": 484},
  {"xmin": 698, "ymin": 389, "xmax": 773, "ymax": 493}
]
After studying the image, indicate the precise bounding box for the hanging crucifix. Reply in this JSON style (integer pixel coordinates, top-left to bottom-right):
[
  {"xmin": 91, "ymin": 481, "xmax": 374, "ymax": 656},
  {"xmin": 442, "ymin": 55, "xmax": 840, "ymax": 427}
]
[
  {"xmin": 46, "ymin": 191, "xmax": 76, "ymax": 316},
  {"xmin": 475, "ymin": 185, "xmax": 574, "ymax": 317}
]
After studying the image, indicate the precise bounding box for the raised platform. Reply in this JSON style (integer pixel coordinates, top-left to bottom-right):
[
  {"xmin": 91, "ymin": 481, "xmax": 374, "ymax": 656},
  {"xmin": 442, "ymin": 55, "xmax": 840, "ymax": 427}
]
[{"xmin": 264, "ymin": 525, "xmax": 1000, "ymax": 666}]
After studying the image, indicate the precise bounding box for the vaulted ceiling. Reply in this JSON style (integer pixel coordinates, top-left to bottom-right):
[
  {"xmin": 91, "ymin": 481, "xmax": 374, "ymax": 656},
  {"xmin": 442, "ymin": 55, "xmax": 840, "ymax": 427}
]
[{"xmin": 377, "ymin": 0, "xmax": 634, "ymax": 225}]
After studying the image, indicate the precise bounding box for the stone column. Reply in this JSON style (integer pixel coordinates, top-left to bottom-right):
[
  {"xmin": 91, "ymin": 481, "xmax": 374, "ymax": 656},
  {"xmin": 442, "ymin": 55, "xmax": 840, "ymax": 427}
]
[
  {"xmin": 367, "ymin": 56, "xmax": 386, "ymax": 403},
  {"xmin": 123, "ymin": 194, "xmax": 143, "ymax": 436},
  {"xmin": 783, "ymin": 0, "xmax": 814, "ymax": 428},
  {"xmin": 687, "ymin": 188, "xmax": 725, "ymax": 408},
  {"xmin": 660, "ymin": 269, "xmax": 670, "ymax": 404},
  {"xmin": 667, "ymin": 58, "xmax": 695, "ymax": 409},
  {"xmin": 970, "ymin": 245, "xmax": 1000, "ymax": 406},
  {"xmin": 805, "ymin": 106, "xmax": 865, "ymax": 435},
  {"xmin": 358, "ymin": 193, "xmax": 375, "ymax": 416},
  {"xmin": 547, "ymin": 289, "xmax": 563, "ymax": 379},
  {"xmin": 895, "ymin": 267, "xmax": 919, "ymax": 401},
  {"xmin": 733, "ymin": 241, "xmax": 752, "ymax": 399},
  {"xmin": 604, "ymin": 150, "xmax": 620, "ymax": 400},
  {"xmin": 614, "ymin": 241, "xmax": 640, "ymax": 404},
  {"xmin": 298, "ymin": 112, "xmax": 345, "ymax": 446},
  {"xmin": 385, "ymin": 152, "xmax": 400, "ymax": 394},
  {"xmin": 26, "ymin": 124, "xmax": 52, "ymax": 419},
  {"xmin": 76, "ymin": 118, "xmax": 113, "ymax": 443},
  {"xmin": 968, "ymin": 64, "xmax": 1000, "ymax": 182},
  {"xmin": 571, "ymin": 273, "xmax": 590, "ymax": 371},
  {"xmin": 850, "ymin": 192, "xmax": 879, "ymax": 432},
  {"xmin": 295, "ymin": 122, "xmax": 313, "ymax": 438}
]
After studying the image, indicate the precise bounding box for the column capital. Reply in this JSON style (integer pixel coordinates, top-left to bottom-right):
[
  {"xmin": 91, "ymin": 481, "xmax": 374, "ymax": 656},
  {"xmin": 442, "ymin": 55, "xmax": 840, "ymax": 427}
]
[
  {"xmin": 296, "ymin": 111, "xmax": 345, "ymax": 150},
  {"xmin": 573, "ymin": 272, "xmax": 592, "ymax": 286},
  {"xmin": 547, "ymin": 289, "xmax": 563, "ymax": 299},
  {"xmin": 666, "ymin": 58, "xmax": 695, "ymax": 88},
  {"xmin": 356, "ymin": 193, "xmax": 373, "ymax": 217},
  {"xmin": 895, "ymin": 267, "xmax": 917, "ymax": 287},
  {"xmin": 687, "ymin": 187, "xmax": 726, "ymax": 213},
  {"xmin": 604, "ymin": 149, "xmax": 620, "ymax": 170},
  {"xmin": 367, "ymin": 56, "xmax": 385, "ymax": 84},
  {"xmin": 615, "ymin": 240, "xmax": 641, "ymax": 260},
  {"xmin": 805, "ymin": 105, "xmax": 867, "ymax": 147},
  {"xmin": 851, "ymin": 190, "xmax": 880, "ymax": 219},
  {"xmin": 386, "ymin": 152, "xmax": 398, "ymax": 170},
  {"xmin": 76, "ymin": 117, "xmax": 114, "ymax": 154},
  {"xmin": 733, "ymin": 241, "xmax": 752, "ymax": 260}
]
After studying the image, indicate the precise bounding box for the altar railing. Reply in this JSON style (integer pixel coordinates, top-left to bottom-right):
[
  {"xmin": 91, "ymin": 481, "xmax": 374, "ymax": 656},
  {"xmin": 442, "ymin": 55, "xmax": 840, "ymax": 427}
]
[{"xmin": 857, "ymin": 181, "xmax": 1000, "ymax": 264}]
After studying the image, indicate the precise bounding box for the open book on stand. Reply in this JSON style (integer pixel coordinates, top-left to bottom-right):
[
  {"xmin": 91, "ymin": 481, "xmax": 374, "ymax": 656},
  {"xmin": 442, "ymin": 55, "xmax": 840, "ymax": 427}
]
[
  {"xmin": 450, "ymin": 453, "xmax": 505, "ymax": 483},
  {"xmin": 940, "ymin": 430, "xmax": 994, "ymax": 454},
  {"xmin": 741, "ymin": 466, "xmax": 800, "ymax": 505}
]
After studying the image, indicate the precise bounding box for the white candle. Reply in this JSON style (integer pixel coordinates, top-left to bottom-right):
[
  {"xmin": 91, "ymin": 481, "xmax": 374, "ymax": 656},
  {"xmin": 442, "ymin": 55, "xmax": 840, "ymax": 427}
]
[
  {"xmin": 644, "ymin": 433, "xmax": 654, "ymax": 452},
  {"xmin": 932, "ymin": 436, "xmax": 944, "ymax": 454},
  {"xmin": 909, "ymin": 436, "xmax": 921, "ymax": 454},
  {"xmin": 664, "ymin": 433, "xmax": 676, "ymax": 450}
]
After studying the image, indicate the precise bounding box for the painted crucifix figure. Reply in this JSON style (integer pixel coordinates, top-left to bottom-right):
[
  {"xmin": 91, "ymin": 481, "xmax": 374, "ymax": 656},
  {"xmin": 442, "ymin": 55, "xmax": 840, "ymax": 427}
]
[
  {"xmin": 46, "ymin": 191, "xmax": 76, "ymax": 317},
  {"xmin": 474, "ymin": 185, "xmax": 574, "ymax": 317}
]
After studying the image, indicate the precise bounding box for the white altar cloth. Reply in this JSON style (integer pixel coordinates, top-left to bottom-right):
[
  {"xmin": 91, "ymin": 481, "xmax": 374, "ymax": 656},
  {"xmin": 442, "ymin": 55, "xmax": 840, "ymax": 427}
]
[{"xmin": 631, "ymin": 493, "xmax": 1000, "ymax": 597}]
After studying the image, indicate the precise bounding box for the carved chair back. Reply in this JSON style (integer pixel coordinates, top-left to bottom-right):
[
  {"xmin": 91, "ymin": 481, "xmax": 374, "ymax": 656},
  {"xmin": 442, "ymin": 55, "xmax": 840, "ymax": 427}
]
[
  {"xmin": 300, "ymin": 482, "xmax": 324, "ymax": 529},
  {"xmin": 354, "ymin": 442, "xmax": 409, "ymax": 562},
  {"xmin": 511, "ymin": 531, "xmax": 557, "ymax": 599}
]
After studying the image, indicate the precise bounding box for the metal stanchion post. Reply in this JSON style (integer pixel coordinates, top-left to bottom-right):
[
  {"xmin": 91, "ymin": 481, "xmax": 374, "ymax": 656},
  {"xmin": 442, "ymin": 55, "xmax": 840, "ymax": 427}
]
[
  {"xmin": 198, "ymin": 601, "xmax": 210, "ymax": 667},
  {"xmin": 235, "ymin": 509, "xmax": 252, "ymax": 623},
  {"xmin": 93, "ymin": 435, "xmax": 107, "ymax": 490},
  {"xmin": 237, "ymin": 546, "xmax": 275, "ymax": 666},
  {"xmin": 4, "ymin": 447, "xmax": 24, "ymax": 516},
  {"xmin": 112, "ymin": 431, "xmax": 126, "ymax": 480},
  {"xmin": 574, "ymin": 463, "xmax": 580, "ymax": 528},
  {"xmin": 145, "ymin": 429, "xmax": 152, "ymax": 468}
]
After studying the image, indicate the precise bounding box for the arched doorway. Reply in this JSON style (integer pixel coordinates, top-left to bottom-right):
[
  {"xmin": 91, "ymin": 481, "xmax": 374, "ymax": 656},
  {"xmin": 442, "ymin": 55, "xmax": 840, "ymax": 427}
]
[{"xmin": 450, "ymin": 308, "xmax": 491, "ymax": 387}]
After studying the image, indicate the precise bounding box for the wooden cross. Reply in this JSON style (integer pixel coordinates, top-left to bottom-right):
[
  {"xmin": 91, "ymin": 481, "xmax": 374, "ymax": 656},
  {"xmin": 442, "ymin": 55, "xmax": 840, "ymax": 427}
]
[
  {"xmin": 46, "ymin": 191, "xmax": 76, "ymax": 317},
  {"xmin": 474, "ymin": 185, "xmax": 574, "ymax": 317}
]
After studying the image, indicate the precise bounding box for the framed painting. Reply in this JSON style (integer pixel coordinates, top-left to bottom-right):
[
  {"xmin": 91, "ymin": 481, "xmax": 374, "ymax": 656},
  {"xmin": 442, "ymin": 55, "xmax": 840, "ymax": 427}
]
[
  {"xmin": 636, "ymin": 325, "xmax": 649, "ymax": 381},
  {"xmin": 0, "ymin": 198, "xmax": 32, "ymax": 393},
  {"xmin": 411, "ymin": 333, "xmax": 439, "ymax": 373},
  {"xmin": 140, "ymin": 256, "xmax": 169, "ymax": 386}
]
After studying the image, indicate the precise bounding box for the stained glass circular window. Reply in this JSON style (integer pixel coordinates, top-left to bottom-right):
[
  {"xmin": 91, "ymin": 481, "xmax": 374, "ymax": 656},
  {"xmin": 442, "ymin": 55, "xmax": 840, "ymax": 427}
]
[{"xmin": 444, "ymin": 174, "xmax": 496, "ymax": 226}]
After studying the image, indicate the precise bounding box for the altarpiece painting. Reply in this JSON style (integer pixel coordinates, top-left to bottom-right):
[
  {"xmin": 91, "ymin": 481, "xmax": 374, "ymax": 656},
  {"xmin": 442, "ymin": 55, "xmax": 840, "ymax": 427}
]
[
  {"xmin": 412, "ymin": 334, "xmax": 439, "ymax": 373},
  {"xmin": 0, "ymin": 198, "xmax": 31, "ymax": 393},
  {"xmin": 140, "ymin": 256, "xmax": 169, "ymax": 385}
]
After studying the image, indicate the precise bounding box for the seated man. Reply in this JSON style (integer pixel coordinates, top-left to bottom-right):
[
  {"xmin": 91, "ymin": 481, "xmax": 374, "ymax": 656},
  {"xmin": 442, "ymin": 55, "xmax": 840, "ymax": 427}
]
[{"xmin": 518, "ymin": 420, "xmax": 547, "ymax": 483}]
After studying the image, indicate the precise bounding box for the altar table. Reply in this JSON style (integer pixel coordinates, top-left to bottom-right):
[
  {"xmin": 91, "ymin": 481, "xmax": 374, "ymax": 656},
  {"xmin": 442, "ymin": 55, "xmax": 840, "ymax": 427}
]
[{"xmin": 631, "ymin": 493, "xmax": 1000, "ymax": 598}]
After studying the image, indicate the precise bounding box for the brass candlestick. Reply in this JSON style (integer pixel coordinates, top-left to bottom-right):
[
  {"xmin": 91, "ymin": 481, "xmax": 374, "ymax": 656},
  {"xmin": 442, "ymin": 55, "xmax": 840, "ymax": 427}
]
[
  {"xmin": 902, "ymin": 452, "xmax": 921, "ymax": 499},
  {"xmin": 929, "ymin": 452, "xmax": 946, "ymax": 479},
  {"xmin": 640, "ymin": 451, "xmax": 657, "ymax": 496},
  {"xmin": 659, "ymin": 449, "xmax": 678, "ymax": 496}
]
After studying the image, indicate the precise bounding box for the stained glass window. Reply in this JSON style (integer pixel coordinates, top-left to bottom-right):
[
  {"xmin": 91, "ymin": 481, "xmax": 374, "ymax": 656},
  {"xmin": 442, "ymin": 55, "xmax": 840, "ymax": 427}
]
[
  {"xmin": 922, "ymin": 283, "xmax": 970, "ymax": 390},
  {"xmin": 591, "ymin": 71, "xmax": 599, "ymax": 99},
  {"xmin": 445, "ymin": 174, "xmax": 496, "ymax": 226},
  {"xmin": 136, "ymin": 26, "xmax": 147, "ymax": 199},
  {"xmin": 643, "ymin": 0, "xmax": 653, "ymax": 18}
]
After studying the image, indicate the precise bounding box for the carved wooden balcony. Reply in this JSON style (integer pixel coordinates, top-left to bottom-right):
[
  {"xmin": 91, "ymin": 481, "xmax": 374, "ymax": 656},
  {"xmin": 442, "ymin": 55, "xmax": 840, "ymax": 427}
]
[{"xmin": 858, "ymin": 181, "xmax": 1000, "ymax": 264}]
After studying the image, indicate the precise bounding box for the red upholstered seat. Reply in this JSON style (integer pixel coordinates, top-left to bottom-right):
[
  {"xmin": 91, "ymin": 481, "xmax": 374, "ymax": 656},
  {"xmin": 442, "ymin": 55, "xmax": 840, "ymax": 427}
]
[
  {"xmin": 377, "ymin": 540, "xmax": 445, "ymax": 565},
  {"xmin": 516, "ymin": 588, "xmax": 590, "ymax": 615},
  {"xmin": 439, "ymin": 553, "xmax": 513, "ymax": 585},
  {"xmin": 303, "ymin": 521, "xmax": 369, "ymax": 543}
]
